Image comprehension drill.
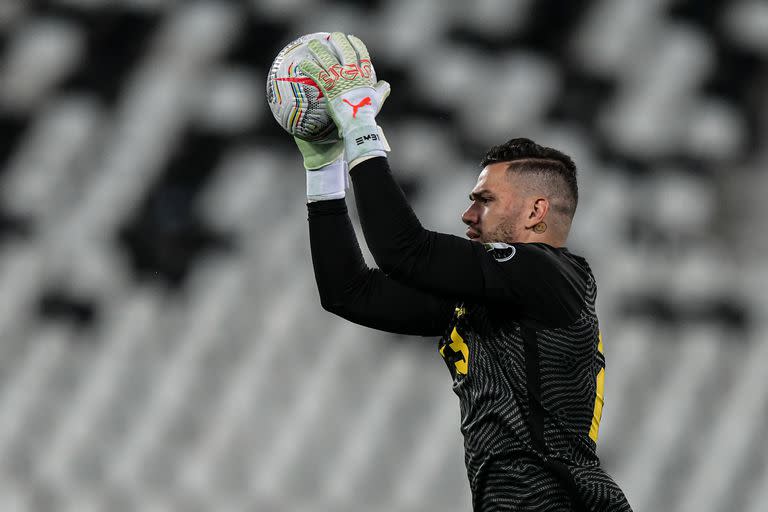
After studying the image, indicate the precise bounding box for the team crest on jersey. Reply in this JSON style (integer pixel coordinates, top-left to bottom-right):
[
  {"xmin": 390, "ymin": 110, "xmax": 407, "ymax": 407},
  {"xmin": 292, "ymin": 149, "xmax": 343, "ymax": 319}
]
[{"xmin": 483, "ymin": 242, "xmax": 516, "ymax": 262}]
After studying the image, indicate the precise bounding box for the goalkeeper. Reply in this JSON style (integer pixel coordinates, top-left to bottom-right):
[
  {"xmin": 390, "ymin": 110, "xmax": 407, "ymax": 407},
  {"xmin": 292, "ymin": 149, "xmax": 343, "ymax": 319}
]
[{"xmin": 295, "ymin": 32, "xmax": 633, "ymax": 512}]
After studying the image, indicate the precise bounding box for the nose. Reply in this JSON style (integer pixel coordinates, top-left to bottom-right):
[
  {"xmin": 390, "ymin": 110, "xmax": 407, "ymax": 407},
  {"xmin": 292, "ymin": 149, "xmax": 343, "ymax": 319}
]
[{"xmin": 462, "ymin": 203, "xmax": 479, "ymax": 227}]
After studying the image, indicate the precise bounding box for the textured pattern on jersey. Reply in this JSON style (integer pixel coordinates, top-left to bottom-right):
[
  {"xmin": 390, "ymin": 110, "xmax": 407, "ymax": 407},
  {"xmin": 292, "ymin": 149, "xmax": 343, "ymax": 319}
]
[
  {"xmin": 473, "ymin": 456, "xmax": 572, "ymax": 511},
  {"xmin": 437, "ymin": 251, "xmax": 632, "ymax": 511}
]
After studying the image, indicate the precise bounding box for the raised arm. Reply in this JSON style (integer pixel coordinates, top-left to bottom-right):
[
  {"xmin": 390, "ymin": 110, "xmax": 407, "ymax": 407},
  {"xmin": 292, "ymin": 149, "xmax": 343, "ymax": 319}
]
[
  {"xmin": 308, "ymin": 198, "xmax": 454, "ymax": 336},
  {"xmin": 349, "ymin": 157, "xmax": 586, "ymax": 323},
  {"xmin": 295, "ymin": 33, "xmax": 584, "ymax": 322}
]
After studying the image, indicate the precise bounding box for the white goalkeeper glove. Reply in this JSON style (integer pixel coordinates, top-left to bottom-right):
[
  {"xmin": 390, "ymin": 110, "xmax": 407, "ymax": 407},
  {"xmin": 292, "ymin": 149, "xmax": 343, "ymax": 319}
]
[{"xmin": 300, "ymin": 32, "xmax": 390, "ymax": 169}]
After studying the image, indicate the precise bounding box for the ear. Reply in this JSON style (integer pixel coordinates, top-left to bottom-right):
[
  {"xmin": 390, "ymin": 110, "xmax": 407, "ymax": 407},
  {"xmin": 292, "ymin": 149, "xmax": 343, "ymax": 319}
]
[{"xmin": 524, "ymin": 197, "xmax": 549, "ymax": 229}]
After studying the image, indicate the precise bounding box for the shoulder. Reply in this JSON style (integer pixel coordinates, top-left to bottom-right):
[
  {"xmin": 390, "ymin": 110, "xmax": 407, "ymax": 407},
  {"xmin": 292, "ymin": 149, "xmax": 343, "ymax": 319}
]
[
  {"xmin": 472, "ymin": 241, "xmax": 594, "ymax": 325},
  {"xmin": 506, "ymin": 243, "xmax": 593, "ymax": 325},
  {"xmin": 483, "ymin": 242, "xmax": 586, "ymax": 276},
  {"xmin": 521, "ymin": 243, "xmax": 590, "ymax": 277}
]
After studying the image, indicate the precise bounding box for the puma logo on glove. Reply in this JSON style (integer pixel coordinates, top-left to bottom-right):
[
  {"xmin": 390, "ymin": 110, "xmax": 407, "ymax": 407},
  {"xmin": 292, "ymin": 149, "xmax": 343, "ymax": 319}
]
[{"xmin": 343, "ymin": 96, "xmax": 372, "ymax": 118}]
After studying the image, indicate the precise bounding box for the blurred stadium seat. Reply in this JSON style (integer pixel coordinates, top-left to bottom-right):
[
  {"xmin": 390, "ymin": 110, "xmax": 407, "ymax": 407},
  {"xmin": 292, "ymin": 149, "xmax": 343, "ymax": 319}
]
[{"xmin": 0, "ymin": 0, "xmax": 765, "ymax": 510}]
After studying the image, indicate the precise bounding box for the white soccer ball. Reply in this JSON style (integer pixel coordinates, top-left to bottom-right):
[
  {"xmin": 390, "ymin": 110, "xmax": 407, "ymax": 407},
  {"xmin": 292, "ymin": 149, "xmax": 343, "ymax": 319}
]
[{"xmin": 266, "ymin": 32, "xmax": 336, "ymax": 142}]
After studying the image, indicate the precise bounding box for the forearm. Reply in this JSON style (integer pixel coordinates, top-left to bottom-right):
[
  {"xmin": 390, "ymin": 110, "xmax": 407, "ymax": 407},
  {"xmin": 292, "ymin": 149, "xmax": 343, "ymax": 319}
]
[
  {"xmin": 349, "ymin": 157, "xmax": 486, "ymax": 296},
  {"xmin": 308, "ymin": 199, "xmax": 374, "ymax": 311},
  {"xmin": 308, "ymin": 198, "xmax": 453, "ymax": 336},
  {"xmin": 348, "ymin": 157, "xmax": 428, "ymax": 273}
]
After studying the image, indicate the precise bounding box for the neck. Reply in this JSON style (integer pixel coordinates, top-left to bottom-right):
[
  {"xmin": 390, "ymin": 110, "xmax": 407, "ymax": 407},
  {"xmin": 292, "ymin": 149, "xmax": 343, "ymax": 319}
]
[{"xmin": 518, "ymin": 230, "xmax": 565, "ymax": 247}]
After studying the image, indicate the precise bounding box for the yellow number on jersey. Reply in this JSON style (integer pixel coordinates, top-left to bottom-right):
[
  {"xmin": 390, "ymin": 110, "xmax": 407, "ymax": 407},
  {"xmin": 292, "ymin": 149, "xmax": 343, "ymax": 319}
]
[
  {"xmin": 439, "ymin": 326, "xmax": 469, "ymax": 376},
  {"xmin": 589, "ymin": 331, "xmax": 605, "ymax": 442}
]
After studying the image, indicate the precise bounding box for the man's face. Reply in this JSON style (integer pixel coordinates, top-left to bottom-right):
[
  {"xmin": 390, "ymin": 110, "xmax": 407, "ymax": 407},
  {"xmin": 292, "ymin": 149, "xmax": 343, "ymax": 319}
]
[{"xmin": 461, "ymin": 162, "xmax": 527, "ymax": 244}]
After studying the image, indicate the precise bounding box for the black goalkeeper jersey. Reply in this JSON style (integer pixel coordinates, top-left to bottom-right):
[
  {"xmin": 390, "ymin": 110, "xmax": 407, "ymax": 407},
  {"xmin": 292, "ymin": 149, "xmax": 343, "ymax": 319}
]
[
  {"xmin": 307, "ymin": 157, "xmax": 632, "ymax": 511},
  {"xmin": 439, "ymin": 249, "xmax": 630, "ymax": 511}
]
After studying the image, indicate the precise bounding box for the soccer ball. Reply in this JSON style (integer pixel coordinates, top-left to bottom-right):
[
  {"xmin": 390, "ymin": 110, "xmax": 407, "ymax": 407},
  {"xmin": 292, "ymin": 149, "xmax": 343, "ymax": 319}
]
[{"xmin": 266, "ymin": 32, "xmax": 336, "ymax": 142}]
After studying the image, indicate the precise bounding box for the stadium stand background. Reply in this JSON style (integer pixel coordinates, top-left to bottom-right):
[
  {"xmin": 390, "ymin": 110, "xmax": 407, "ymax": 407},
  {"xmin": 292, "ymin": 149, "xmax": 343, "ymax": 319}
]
[{"xmin": 0, "ymin": 0, "xmax": 765, "ymax": 510}]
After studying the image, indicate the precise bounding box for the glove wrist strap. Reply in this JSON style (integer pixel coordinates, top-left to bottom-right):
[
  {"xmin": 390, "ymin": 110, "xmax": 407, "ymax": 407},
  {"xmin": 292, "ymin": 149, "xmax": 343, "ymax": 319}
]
[
  {"xmin": 306, "ymin": 156, "xmax": 348, "ymax": 202},
  {"xmin": 344, "ymin": 124, "xmax": 390, "ymax": 166}
]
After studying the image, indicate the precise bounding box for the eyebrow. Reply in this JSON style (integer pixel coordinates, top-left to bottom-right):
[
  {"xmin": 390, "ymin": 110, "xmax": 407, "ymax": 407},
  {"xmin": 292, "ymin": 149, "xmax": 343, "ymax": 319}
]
[{"xmin": 469, "ymin": 190, "xmax": 493, "ymax": 200}]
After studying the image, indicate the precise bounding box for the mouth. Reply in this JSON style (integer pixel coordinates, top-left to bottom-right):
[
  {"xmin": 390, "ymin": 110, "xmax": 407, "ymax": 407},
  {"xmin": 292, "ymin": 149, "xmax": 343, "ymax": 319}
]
[{"xmin": 466, "ymin": 228, "xmax": 481, "ymax": 241}]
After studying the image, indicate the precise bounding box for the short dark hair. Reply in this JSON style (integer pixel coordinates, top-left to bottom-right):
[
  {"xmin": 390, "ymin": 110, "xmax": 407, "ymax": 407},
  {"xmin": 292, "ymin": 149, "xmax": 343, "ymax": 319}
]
[{"xmin": 480, "ymin": 138, "xmax": 578, "ymax": 218}]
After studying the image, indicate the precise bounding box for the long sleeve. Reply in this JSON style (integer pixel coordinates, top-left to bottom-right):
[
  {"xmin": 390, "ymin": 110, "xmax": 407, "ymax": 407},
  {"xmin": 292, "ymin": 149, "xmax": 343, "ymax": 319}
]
[
  {"xmin": 308, "ymin": 198, "xmax": 454, "ymax": 336},
  {"xmin": 349, "ymin": 157, "xmax": 587, "ymax": 325}
]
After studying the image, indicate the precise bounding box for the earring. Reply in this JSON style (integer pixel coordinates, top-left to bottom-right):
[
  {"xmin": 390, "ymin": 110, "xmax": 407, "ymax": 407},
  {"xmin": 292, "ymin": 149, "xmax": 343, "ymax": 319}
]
[{"xmin": 533, "ymin": 222, "xmax": 547, "ymax": 234}]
